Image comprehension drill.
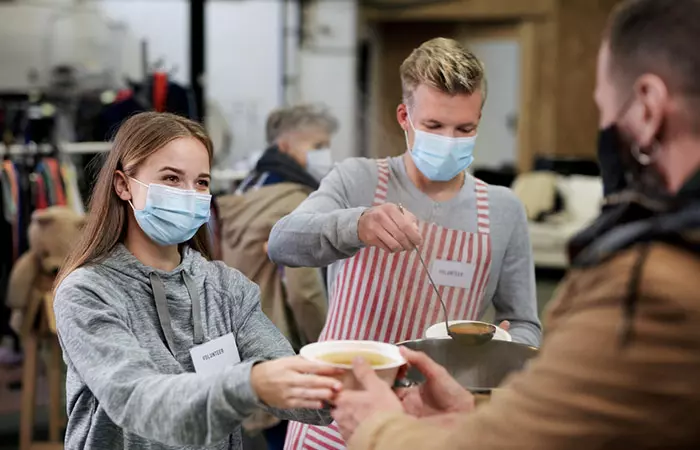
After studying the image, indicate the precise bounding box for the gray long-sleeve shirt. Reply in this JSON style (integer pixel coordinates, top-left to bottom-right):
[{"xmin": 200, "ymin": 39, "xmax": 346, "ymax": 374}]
[
  {"xmin": 54, "ymin": 244, "xmax": 330, "ymax": 450},
  {"xmin": 268, "ymin": 156, "xmax": 541, "ymax": 347}
]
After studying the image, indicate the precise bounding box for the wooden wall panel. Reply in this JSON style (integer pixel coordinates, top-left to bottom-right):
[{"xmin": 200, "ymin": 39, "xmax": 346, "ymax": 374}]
[
  {"xmin": 363, "ymin": 0, "xmax": 555, "ymax": 21},
  {"xmin": 517, "ymin": 22, "xmax": 538, "ymax": 172},
  {"xmin": 528, "ymin": 18, "xmax": 558, "ymax": 169},
  {"xmin": 551, "ymin": 0, "xmax": 621, "ymax": 160}
]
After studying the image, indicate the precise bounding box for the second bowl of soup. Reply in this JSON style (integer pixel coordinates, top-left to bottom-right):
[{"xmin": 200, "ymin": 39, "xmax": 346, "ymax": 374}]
[{"xmin": 300, "ymin": 340, "xmax": 406, "ymax": 390}]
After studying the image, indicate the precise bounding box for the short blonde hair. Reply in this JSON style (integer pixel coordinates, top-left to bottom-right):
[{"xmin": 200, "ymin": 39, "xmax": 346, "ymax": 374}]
[{"xmin": 400, "ymin": 37, "xmax": 487, "ymax": 106}]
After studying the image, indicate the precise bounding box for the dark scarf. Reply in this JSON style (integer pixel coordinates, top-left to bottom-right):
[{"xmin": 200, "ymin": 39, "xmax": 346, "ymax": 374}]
[
  {"xmin": 568, "ymin": 170, "xmax": 700, "ymax": 346},
  {"xmin": 569, "ymin": 175, "xmax": 700, "ymax": 269},
  {"xmin": 255, "ymin": 146, "xmax": 319, "ymax": 191}
]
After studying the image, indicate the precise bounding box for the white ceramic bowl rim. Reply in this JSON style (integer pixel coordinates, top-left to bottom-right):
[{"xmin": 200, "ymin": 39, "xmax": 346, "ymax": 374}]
[{"xmin": 300, "ymin": 340, "xmax": 406, "ymax": 370}]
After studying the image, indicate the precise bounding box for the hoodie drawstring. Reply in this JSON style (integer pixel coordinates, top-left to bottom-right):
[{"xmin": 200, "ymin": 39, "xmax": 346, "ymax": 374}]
[{"xmin": 150, "ymin": 272, "xmax": 204, "ymax": 356}]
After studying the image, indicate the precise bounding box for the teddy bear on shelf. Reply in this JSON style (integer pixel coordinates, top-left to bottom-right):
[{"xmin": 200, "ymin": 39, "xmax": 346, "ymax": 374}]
[{"xmin": 5, "ymin": 206, "xmax": 84, "ymax": 339}]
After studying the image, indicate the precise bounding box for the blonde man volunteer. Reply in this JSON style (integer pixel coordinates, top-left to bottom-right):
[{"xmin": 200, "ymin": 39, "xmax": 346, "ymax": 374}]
[{"xmin": 268, "ymin": 38, "xmax": 541, "ymax": 449}]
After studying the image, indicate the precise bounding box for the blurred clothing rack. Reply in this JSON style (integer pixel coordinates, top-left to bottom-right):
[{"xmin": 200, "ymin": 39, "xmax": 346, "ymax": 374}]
[{"xmin": 3, "ymin": 142, "xmax": 111, "ymax": 155}]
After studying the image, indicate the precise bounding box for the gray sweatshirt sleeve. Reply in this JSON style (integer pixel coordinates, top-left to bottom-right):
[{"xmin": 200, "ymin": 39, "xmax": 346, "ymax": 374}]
[
  {"xmin": 54, "ymin": 278, "xmax": 263, "ymax": 447},
  {"xmin": 490, "ymin": 194, "xmax": 542, "ymax": 347},
  {"xmin": 267, "ymin": 158, "xmax": 376, "ymax": 268},
  {"xmin": 232, "ymin": 275, "xmax": 332, "ymax": 425}
]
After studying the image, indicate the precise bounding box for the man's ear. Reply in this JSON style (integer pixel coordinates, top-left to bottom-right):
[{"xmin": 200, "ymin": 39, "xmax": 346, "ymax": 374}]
[
  {"xmin": 277, "ymin": 137, "xmax": 291, "ymax": 153},
  {"xmin": 633, "ymin": 74, "xmax": 668, "ymax": 149},
  {"xmin": 113, "ymin": 171, "xmax": 132, "ymax": 201},
  {"xmin": 396, "ymin": 104, "xmax": 410, "ymax": 132}
]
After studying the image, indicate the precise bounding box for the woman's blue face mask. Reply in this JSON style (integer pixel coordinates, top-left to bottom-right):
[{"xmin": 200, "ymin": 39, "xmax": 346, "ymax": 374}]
[
  {"xmin": 129, "ymin": 178, "xmax": 211, "ymax": 246},
  {"xmin": 406, "ymin": 110, "xmax": 477, "ymax": 182}
]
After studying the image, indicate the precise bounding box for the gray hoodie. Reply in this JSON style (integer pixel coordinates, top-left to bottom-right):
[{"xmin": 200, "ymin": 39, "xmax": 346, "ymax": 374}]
[{"xmin": 54, "ymin": 244, "xmax": 330, "ymax": 450}]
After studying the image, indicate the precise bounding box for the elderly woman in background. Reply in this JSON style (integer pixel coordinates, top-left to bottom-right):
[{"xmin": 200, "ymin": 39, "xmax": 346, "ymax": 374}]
[{"xmin": 216, "ymin": 104, "xmax": 339, "ymax": 450}]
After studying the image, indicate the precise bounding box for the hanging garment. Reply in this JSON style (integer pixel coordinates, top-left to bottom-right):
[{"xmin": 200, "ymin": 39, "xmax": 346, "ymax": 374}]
[
  {"xmin": 152, "ymin": 72, "xmax": 169, "ymax": 113},
  {"xmin": 2, "ymin": 161, "xmax": 20, "ymax": 262},
  {"xmin": 0, "ymin": 165, "xmax": 16, "ymax": 230},
  {"xmin": 284, "ymin": 159, "xmax": 493, "ymax": 450},
  {"xmin": 61, "ymin": 162, "xmax": 77, "ymax": 213},
  {"xmin": 61, "ymin": 159, "xmax": 85, "ymax": 215},
  {"xmin": 34, "ymin": 161, "xmax": 53, "ymax": 205},
  {"xmin": 93, "ymin": 96, "xmax": 146, "ymax": 141},
  {"xmin": 44, "ymin": 158, "xmax": 67, "ymax": 206},
  {"xmin": 15, "ymin": 162, "xmax": 32, "ymax": 255},
  {"xmin": 34, "ymin": 174, "xmax": 49, "ymax": 210},
  {"xmin": 0, "ymin": 185, "xmax": 15, "ymax": 344},
  {"xmin": 158, "ymin": 79, "xmax": 198, "ymax": 120},
  {"xmin": 40, "ymin": 164, "xmax": 55, "ymax": 206}
]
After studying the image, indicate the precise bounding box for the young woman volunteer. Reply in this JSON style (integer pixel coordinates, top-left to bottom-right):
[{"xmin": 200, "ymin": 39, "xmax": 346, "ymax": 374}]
[{"xmin": 53, "ymin": 112, "xmax": 341, "ymax": 450}]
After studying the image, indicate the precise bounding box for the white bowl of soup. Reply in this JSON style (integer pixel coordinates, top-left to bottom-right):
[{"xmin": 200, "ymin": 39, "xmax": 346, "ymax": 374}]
[{"xmin": 300, "ymin": 340, "xmax": 406, "ymax": 390}]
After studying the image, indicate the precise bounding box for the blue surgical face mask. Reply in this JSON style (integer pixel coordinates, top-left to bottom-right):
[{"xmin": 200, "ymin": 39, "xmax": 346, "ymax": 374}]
[
  {"xmin": 406, "ymin": 111, "xmax": 477, "ymax": 182},
  {"xmin": 129, "ymin": 178, "xmax": 211, "ymax": 246}
]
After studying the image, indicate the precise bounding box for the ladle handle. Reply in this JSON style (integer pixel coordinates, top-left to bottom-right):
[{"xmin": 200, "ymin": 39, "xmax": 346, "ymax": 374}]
[{"xmin": 397, "ymin": 203, "xmax": 451, "ymax": 337}]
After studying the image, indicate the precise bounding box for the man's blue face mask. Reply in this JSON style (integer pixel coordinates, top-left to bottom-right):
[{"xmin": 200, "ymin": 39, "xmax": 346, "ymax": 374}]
[{"xmin": 405, "ymin": 110, "xmax": 477, "ymax": 182}]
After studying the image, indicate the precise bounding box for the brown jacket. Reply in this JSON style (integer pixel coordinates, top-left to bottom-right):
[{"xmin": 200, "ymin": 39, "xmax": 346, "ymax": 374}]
[
  {"xmin": 218, "ymin": 183, "xmax": 329, "ymax": 433},
  {"xmin": 351, "ymin": 242, "xmax": 700, "ymax": 449},
  {"xmin": 217, "ymin": 183, "xmax": 328, "ymax": 351}
]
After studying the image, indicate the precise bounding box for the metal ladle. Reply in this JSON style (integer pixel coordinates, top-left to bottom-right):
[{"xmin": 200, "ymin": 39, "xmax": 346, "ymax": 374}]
[
  {"xmin": 397, "ymin": 203, "xmax": 451, "ymax": 337},
  {"xmin": 397, "ymin": 203, "xmax": 495, "ymax": 345}
]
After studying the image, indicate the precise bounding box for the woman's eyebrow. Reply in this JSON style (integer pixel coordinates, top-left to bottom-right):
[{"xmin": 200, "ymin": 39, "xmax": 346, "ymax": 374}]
[{"xmin": 158, "ymin": 166, "xmax": 185, "ymax": 175}]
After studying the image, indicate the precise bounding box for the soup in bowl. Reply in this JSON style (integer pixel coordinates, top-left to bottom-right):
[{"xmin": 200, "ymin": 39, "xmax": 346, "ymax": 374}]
[
  {"xmin": 300, "ymin": 340, "xmax": 406, "ymax": 390},
  {"xmin": 448, "ymin": 321, "xmax": 497, "ymax": 345}
]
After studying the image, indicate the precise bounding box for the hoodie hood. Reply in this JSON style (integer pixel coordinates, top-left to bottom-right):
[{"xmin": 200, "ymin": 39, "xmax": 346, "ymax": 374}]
[{"xmin": 100, "ymin": 243, "xmax": 204, "ymax": 282}]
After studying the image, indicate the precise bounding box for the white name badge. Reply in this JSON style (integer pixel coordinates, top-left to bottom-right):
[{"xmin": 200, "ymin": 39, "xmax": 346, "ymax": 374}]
[
  {"xmin": 189, "ymin": 333, "xmax": 241, "ymax": 376},
  {"xmin": 430, "ymin": 260, "xmax": 475, "ymax": 289}
]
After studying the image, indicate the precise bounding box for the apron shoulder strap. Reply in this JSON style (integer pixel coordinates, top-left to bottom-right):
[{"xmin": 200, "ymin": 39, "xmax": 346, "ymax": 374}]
[
  {"xmin": 372, "ymin": 158, "xmax": 391, "ymax": 206},
  {"xmin": 474, "ymin": 178, "xmax": 491, "ymax": 234}
]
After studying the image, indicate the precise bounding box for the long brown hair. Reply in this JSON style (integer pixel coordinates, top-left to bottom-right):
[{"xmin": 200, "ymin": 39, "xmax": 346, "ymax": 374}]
[{"xmin": 56, "ymin": 112, "xmax": 214, "ymax": 288}]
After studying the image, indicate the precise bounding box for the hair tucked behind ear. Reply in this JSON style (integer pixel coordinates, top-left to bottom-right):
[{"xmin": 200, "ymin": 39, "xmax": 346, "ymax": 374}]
[{"xmin": 55, "ymin": 112, "xmax": 214, "ymax": 289}]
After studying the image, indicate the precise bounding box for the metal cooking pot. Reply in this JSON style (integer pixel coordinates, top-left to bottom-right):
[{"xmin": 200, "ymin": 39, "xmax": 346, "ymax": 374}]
[{"xmin": 398, "ymin": 338, "xmax": 538, "ymax": 392}]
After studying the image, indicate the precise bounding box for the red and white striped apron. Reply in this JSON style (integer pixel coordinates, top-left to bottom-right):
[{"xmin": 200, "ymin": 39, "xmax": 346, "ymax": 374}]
[{"xmin": 284, "ymin": 159, "xmax": 492, "ymax": 450}]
